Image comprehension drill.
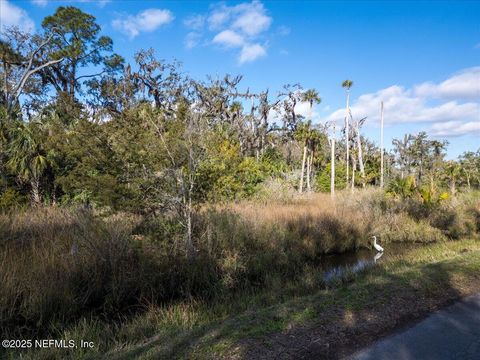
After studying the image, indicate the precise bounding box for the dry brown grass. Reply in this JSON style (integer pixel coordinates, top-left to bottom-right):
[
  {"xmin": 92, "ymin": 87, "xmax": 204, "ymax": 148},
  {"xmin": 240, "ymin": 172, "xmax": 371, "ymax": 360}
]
[
  {"xmin": 1, "ymin": 188, "xmax": 478, "ymax": 353},
  {"xmin": 197, "ymin": 191, "xmax": 377, "ymax": 265},
  {"xmin": 0, "ymin": 208, "xmax": 143, "ymax": 338},
  {"xmin": 226, "ymin": 192, "xmax": 336, "ymax": 222}
]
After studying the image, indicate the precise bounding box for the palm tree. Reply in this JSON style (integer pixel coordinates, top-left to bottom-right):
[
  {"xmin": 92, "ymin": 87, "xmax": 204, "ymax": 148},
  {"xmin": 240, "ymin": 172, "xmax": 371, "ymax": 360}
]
[
  {"xmin": 300, "ymin": 89, "xmax": 321, "ymax": 193},
  {"xmin": 443, "ymin": 160, "xmax": 460, "ymax": 195},
  {"xmin": 303, "ymin": 89, "xmax": 322, "ymax": 112},
  {"xmin": 342, "ymin": 80, "xmax": 353, "ymax": 189},
  {"xmin": 229, "ymin": 101, "xmax": 242, "ymax": 121},
  {"xmin": 307, "ymin": 127, "xmax": 323, "ymax": 191},
  {"xmin": 7, "ymin": 122, "xmax": 48, "ymax": 205}
]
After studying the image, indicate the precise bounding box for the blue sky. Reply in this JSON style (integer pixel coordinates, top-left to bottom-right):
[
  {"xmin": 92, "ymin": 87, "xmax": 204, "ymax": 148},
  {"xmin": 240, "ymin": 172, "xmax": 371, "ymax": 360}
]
[{"xmin": 2, "ymin": 0, "xmax": 479, "ymax": 158}]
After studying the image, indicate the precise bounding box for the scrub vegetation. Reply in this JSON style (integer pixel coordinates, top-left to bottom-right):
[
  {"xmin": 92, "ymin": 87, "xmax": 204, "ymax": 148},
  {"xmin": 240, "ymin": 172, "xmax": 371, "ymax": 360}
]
[{"xmin": 1, "ymin": 5, "xmax": 479, "ymax": 360}]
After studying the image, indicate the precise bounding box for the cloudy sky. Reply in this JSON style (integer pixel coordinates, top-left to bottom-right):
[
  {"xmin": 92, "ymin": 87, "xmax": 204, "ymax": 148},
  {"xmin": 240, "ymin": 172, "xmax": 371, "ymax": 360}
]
[{"xmin": 1, "ymin": 0, "xmax": 479, "ymax": 158}]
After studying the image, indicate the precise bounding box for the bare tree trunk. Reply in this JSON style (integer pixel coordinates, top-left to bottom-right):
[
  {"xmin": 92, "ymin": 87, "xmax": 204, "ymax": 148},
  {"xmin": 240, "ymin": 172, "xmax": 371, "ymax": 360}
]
[
  {"xmin": 184, "ymin": 114, "xmax": 196, "ymax": 258},
  {"xmin": 185, "ymin": 194, "xmax": 193, "ymax": 256},
  {"xmin": 306, "ymin": 152, "xmax": 311, "ymax": 192},
  {"xmin": 306, "ymin": 104, "xmax": 313, "ymax": 193},
  {"xmin": 380, "ymin": 101, "xmax": 384, "ymax": 188},
  {"xmin": 345, "ymin": 90, "xmax": 350, "ymax": 189},
  {"xmin": 450, "ymin": 178, "xmax": 456, "ymax": 196},
  {"xmin": 52, "ymin": 184, "xmax": 57, "ymax": 206},
  {"xmin": 260, "ymin": 133, "xmax": 266, "ymax": 156},
  {"xmin": 287, "ymin": 139, "xmax": 292, "ymax": 165},
  {"xmin": 309, "ymin": 148, "xmax": 315, "ymax": 192},
  {"xmin": 351, "ymin": 156, "xmax": 356, "ymax": 193},
  {"xmin": 299, "ymin": 143, "xmax": 307, "ymax": 193},
  {"xmin": 354, "ymin": 117, "xmax": 366, "ymax": 187},
  {"xmin": 331, "ymin": 123, "xmax": 336, "ymax": 199}
]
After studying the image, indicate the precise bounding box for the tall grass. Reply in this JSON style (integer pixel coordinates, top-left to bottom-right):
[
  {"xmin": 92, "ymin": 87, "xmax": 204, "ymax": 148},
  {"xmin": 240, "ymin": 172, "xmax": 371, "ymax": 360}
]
[
  {"xmin": 0, "ymin": 189, "xmax": 478, "ymax": 353},
  {"xmin": 0, "ymin": 208, "xmax": 222, "ymax": 341}
]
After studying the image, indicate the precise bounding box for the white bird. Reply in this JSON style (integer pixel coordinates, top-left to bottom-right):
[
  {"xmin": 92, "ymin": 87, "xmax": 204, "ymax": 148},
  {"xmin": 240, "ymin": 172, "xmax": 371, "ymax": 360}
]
[
  {"xmin": 372, "ymin": 235, "xmax": 384, "ymax": 252},
  {"xmin": 374, "ymin": 252, "xmax": 383, "ymax": 263}
]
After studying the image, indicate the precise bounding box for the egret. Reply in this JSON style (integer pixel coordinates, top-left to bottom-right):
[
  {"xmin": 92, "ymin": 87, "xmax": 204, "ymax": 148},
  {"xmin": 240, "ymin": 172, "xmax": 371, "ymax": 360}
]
[
  {"xmin": 374, "ymin": 252, "xmax": 383, "ymax": 263},
  {"xmin": 372, "ymin": 235, "xmax": 384, "ymax": 252}
]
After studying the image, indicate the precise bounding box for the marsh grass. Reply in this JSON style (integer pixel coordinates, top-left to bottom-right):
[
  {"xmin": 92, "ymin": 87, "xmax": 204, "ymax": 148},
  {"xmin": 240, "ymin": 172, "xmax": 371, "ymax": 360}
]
[
  {"xmin": 1, "ymin": 189, "xmax": 479, "ymax": 359},
  {"xmin": 7, "ymin": 238, "xmax": 479, "ymax": 360}
]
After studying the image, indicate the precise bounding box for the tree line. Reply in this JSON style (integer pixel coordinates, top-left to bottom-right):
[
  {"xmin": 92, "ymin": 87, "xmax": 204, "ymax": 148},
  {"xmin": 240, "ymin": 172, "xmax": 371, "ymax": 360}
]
[{"xmin": 1, "ymin": 6, "xmax": 479, "ymax": 251}]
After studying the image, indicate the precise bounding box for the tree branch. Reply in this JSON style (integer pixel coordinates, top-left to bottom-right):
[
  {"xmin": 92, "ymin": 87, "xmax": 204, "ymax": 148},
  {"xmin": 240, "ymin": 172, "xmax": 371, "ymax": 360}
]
[
  {"xmin": 75, "ymin": 70, "xmax": 106, "ymax": 81},
  {"xmin": 14, "ymin": 58, "xmax": 64, "ymax": 102},
  {"xmin": 10, "ymin": 30, "xmax": 64, "ymax": 108}
]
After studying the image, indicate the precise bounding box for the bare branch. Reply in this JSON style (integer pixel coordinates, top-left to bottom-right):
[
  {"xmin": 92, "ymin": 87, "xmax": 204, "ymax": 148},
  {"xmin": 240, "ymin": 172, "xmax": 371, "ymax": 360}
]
[
  {"xmin": 75, "ymin": 71, "xmax": 106, "ymax": 81},
  {"xmin": 13, "ymin": 58, "xmax": 64, "ymax": 102},
  {"xmin": 9, "ymin": 30, "xmax": 64, "ymax": 109}
]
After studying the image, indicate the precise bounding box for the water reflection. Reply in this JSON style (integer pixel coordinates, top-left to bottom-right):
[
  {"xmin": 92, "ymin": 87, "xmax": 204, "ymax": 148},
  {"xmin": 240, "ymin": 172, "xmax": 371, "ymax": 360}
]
[
  {"xmin": 321, "ymin": 243, "xmax": 421, "ymax": 282},
  {"xmin": 374, "ymin": 251, "xmax": 383, "ymax": 263},
  {"xmin": 322, "ymin": 249, "xmax": 383, "ymax": 282}
]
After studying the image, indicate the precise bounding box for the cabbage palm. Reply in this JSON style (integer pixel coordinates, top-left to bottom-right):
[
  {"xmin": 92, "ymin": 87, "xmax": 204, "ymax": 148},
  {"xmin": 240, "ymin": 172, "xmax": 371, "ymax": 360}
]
[
  {"xmin": 299, "ymin": 89, "xmax": 321, "ymax": 193},
  {"xmin": 7, "ymin": 122, "xmax": 48, "ymax": 205},
  {"xmin": 443, "ymin": 160, "xmax": 461, "ymax": 195}
]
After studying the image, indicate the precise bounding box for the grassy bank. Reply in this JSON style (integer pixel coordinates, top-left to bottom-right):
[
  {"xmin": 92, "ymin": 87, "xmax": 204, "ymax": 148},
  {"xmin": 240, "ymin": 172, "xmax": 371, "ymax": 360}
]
[
  {"xmin": 1, "ymin": 189, "xmax": 479, "ymax": 359},
  {"xmin": 4, "ymin": 237, "xmax": 479, "ymax": 360}
]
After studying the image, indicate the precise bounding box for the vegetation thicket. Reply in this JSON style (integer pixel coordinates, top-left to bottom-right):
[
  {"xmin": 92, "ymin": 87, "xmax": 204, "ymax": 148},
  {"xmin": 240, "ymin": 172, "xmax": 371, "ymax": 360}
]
[{"xmin": 1, "ymin": 6, "xmax": 479, "ymax": 360}]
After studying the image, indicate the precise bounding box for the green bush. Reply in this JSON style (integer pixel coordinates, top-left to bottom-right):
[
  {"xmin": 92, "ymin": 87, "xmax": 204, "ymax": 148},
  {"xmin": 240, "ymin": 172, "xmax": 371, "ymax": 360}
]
[
  {"xmin": 315, "ymin": 163, "xmax": 347, "ymax": 192},
  {"xmin": 0, "ymin": 188, "xmax": 27, "ymax": 210}
]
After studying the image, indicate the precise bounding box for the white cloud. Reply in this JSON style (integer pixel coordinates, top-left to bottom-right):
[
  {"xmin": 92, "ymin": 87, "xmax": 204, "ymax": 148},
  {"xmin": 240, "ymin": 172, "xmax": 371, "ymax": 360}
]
[
  {"xmin": 185, "ymin": 1, "xmax": 272, "ymax": 63},
  {"xmin": 112, "ymin": 8, "xmax": 174, "ymax": 39},
  {"xmin": 97, "ymin": 0, "xmax": 111, "ymax": 7},
  {"xmin": 327, "ymin": 85, "xmax": 478, "ymax": 124},
  {"xmin": 207, "ymin": 4, "xmax": 231, "ymax": 30},
  {"xmin": 76, "ymin": 0, "xmax": 111, "ymax": 6},
  {"xmin": 231, "ymin": 1, "xmax": 272, "ymax": 36},
  {"xmin": 185, "ymin": 32, "xmax": 201, "ymax": 49},
  {"xmin": 36, "ymin": 0, "xmax": 112, "ymax": 6},
  {"xmin": 0, "ymin": 0, "xmax": 35, "ymax": 33},
  {"xmin": 31, "ymin": 0, "xmax": 47, "ymax": 6},
  {"xmin": 414, "ymin": 67, "xmax": 480, "ymax": 99},
  {"xmin": 213, "ymin": 30, "xmax": 245, "ymax": 48},
  {"xmin": 295, "ymin": 100, "xmax": 321, "ymax": 121},
  {"xmin": 325, "ymin": 68, "xmax": 480, "ymax": 138},
  {"xmin": 207, "ymin": 1, "xmax": 271, "ymax": 35},
  {"xmin": 239, "ymin": 43, "xmax": 266, "ymax": 63},
  {"xmin": 184, "ymin": 15, "xmax": 205, "ymax": 30},
  {"xmin": 430, "ymin": 121, "xmax": 480, "ymax": 137}
]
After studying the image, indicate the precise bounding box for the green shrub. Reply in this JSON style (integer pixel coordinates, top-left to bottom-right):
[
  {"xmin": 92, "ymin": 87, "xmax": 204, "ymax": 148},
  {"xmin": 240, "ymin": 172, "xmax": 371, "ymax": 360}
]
[
  {"xmin": 0, "ymin": 188, "xmax": 27, "ymax": 210},
  {"xmin": 380, "ymin": 214, "xmax": 447, "ymax": 243},
  {"xmin": 315, "ymin": 163, "xmax": 347, "ymax": 192}
]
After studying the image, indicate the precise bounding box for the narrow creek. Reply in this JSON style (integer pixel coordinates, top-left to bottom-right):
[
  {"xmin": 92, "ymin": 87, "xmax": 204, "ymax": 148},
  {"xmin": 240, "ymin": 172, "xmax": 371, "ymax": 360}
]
[{"xmin": 321, "ymin": 243, "xmax": 419, "ymax": 282}]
